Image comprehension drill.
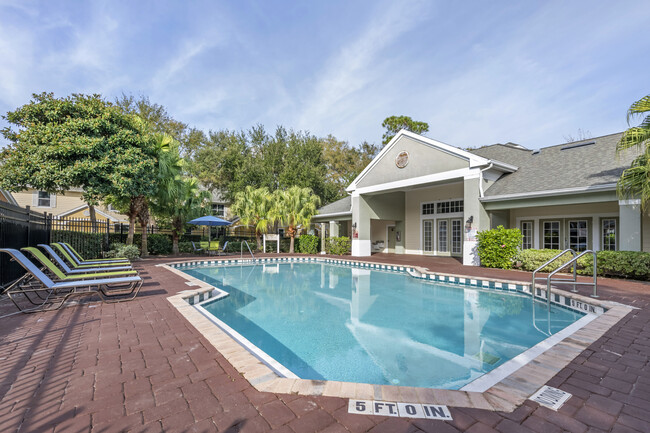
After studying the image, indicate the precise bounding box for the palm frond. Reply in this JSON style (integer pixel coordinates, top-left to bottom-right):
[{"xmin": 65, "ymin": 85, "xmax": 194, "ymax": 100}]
[{"xmin": 627, "ymin": 95, "xmax": 650, "ymax": 124}]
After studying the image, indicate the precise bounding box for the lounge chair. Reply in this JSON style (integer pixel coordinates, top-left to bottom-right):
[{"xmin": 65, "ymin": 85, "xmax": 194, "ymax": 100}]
[
  {"xmin": 58, "ymin": 242, "xmax": 130, "ymax": 265},
  {"xmin": 208, "ymin": 241, "xmax": 220, "ymax": 255},
  {"xmin": 23, "ymin": 247, "xmax": 137, "ymax": 281},
  {"xmin": 51, "ymin": 243, "xmax": 129, "ymax": 269},
  {"xmin": 39, "ymin": 244, "xmax": 133, "ymax": 274},
  {"xmin": 192, "ymin": 242, "xmax": 204, "ymax": 254},
  {"xmin": 0, "ymin": 249, "xmax": 142, "ymax": 313}
]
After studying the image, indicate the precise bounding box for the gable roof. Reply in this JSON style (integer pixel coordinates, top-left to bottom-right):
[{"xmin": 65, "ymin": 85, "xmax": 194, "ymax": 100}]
[
  {"xmin": 0, "ymin": 189, "xmax": 17, "ymax": 205},
  {"xmin": 314, "ymin": 196, "xmax": 351, "ymax": 219},
  {"xmin": 55, "ymin": 204, "xmax": 120, "ymax": 222},
  {"xmin": 470, "ymin": 132, "xmax": 636, "ymax": 199},
  {"xmin": 347, "ymin": 130, "xmax": 516, "ymax": 193}
]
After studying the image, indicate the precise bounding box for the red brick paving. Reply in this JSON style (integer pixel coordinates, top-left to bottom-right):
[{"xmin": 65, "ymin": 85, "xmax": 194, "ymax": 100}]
[{"xmin": 0, "ymin": 253, "xmax": 649, "ymax": 432}]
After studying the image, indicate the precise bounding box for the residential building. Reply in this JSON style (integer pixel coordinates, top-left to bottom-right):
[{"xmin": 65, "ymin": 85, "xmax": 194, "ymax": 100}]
[{"xmin": 312, "ymin": 130, "xmax": 642, "ymax": 265}]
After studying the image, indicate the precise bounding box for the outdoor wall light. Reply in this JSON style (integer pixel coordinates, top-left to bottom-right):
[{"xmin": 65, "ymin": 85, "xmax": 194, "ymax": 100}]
[
  {"xmin": 352, "ymin": 222, "xmax": 357, "ymax": 230},
  {"xmin": 465, "ymin": 216, "xmax": 473, "ymax": 230}
]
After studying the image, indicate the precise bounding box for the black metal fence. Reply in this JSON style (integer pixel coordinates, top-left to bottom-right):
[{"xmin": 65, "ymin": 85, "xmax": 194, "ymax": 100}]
[{"xmin": 0, "ymin": 202, "xmax": 51, "ymax": 289}]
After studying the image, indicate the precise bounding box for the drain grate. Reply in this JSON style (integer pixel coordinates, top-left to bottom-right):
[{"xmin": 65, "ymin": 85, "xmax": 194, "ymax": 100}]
[{"xmin": 529, "ymin": 385, "xmax": 572, "ymax": 410}]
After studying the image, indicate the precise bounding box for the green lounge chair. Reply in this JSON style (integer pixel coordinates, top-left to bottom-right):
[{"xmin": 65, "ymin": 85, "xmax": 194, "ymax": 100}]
[
  {"xmin": 59, "ymin": 242, "xmax": 130, "ymax": 265},
  {"xmin": 23, "ymin": 247, "xmax": 137, "ymax": 281},
  {"xmin": 0, "ymin": 249, "xmax": 142, "ymax": 313},
  {"xmin": 52, "ymin": 243, "xmax": 128, "ymax": 269},
  {"xmin": 39, "ymin": 244, "xmax": 133, "ymax": 274},
  {"xmin": 208, "ymin": 241, "xmax": 220, "ymax": 255}
]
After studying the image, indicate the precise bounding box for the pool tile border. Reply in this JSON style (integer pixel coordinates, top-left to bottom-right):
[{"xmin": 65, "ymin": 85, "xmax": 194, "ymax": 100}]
[{"xmin": 163, "ymin": 256, "xmax": 633, "ymax": 412}]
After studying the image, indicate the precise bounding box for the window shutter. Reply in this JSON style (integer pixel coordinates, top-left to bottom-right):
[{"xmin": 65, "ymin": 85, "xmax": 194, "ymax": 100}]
[
  {"xmin": 32, "ymin": 191, "xmax": 38, "ymax": 207},
  {"xmin": 50, "ymin": 194, "xmax": 56, "ymax": 208}
]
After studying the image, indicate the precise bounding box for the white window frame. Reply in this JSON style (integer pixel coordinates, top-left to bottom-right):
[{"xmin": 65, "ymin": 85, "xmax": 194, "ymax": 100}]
[
  {"xmin": 521, "ymin": 220, "xmax": 534, "ymax": 249},
  {"xmin": 601, "ymin": 218, "xmax": 617, "ymax": 251}
]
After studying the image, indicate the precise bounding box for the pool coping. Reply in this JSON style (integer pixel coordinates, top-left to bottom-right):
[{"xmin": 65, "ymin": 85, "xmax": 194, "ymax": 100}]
[{"xmin": 162, "ymin": 256, "xmax": 634, "ymax": 412}]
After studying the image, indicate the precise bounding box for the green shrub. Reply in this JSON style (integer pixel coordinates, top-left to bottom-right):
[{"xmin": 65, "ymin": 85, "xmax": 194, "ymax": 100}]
[
  {"xmin": 105, "ymin": 243, "xmax": 140, "ymax": 260},
  {"xmin": 51, "ymin": 230, "xmax": 105, "ymax": 259},
  {"xmin": 178, "ymin": 241, "xmax": 194, "ymax": 253},
  {"xmin": 297, "ymin": 234, "xmax": 320, "ymax": 254},
  {"xmin": 118, "ymin": 244, "xmax": 141, "ymax": 261},
  {"xmin": 516, "ymin": 249, "xmax": 575, "ymax": 272},
  {"xmin": 147, "ymin": 234, "xmax": 172, "ymax": 255},
  {"xmin": 476, "ymin": 226, "xmax": 522, "ymax": 269},
  {"xmin": 579, "ymin": 250, "xmax": 650, "ymax": 280},
  {"xmin": 326, "ymin": 236, "xmax": 351, "ymax": 256}
]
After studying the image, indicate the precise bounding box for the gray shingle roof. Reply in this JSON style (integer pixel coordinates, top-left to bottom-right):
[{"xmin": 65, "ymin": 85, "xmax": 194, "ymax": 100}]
[
  {"xmin": 316, "ymin": 196, "xmax": 351, "ymax": 216},
  {"xmin": 470, "ymin": 132, "xmax": 638, "ymax": 197}
]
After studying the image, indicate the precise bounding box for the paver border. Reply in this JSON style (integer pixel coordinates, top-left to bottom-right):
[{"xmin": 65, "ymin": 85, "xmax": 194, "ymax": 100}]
[{"xmin": 163, "ymin": 256, "xmax": 634, "ymax": 412}]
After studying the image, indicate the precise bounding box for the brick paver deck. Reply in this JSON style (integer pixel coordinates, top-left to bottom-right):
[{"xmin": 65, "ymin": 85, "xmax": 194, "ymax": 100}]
[{"xmin": 0, "ymin": 253, "xmax": 648, "ymax": 432}]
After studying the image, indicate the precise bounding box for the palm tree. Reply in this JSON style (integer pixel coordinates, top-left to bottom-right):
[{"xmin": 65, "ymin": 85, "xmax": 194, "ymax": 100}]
[
  {"xmin": 151, "ymin": 176, "xmax": 209, "ymax": 254},
  {"xmin": 231, "ymin": 186, "xmax": 275, "ymax": 250},
  {"xmin": 133, "ymin": 133, "xmax": 184, "ymax": 256},
  {"xmin": 617, "ymin": 95, "xmax": 650, "ymax": 209},
  {"xmin": 272, "ymin": 186, "xmax": 321, "ymax": 254}
]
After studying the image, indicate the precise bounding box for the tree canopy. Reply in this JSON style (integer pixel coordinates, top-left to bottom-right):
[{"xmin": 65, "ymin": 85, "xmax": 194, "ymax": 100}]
[
  {"xmin": 381, "ymin": 115, "xmax": 429, "ymax": 144},
  {"xmin": 0, "ymin": 93, "xmax": 159, "ymax": 222}
]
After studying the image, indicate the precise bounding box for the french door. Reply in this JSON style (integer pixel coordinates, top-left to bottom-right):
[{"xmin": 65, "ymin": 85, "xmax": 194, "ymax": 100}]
[{"xmin": 423, "ymin": 218, "xmax": 462, "ymax": 256}]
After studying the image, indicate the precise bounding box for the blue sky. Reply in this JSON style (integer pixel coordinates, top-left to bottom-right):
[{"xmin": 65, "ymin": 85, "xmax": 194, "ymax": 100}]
[{"xmin": 0, "ymin": 0, "xmax": 648, "ymax": 150}]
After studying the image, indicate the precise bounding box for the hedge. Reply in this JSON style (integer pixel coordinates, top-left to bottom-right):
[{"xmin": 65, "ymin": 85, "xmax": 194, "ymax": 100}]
[
  {"xmin": 297, "ymin": 234, "xmax": 320, "ymax": 254},
  {"xmin": 513, "ymin": 249, "xmax": 650, "ymax": 281},
  {"xmin": 326, "ymin": 237, "xmax": 351, "ymax": 255}
]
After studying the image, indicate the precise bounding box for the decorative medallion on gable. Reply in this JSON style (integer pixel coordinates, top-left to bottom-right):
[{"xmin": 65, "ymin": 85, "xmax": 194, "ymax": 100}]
[{"xmin": 395, "ymin": 151, "xmax": 409, "ymax": 169}]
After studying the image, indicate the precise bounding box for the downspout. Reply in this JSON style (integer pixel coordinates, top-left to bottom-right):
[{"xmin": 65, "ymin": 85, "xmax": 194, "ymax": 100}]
[{"xmin": 478, "ymin": 162, "xmax": 493, "ymax": 198}]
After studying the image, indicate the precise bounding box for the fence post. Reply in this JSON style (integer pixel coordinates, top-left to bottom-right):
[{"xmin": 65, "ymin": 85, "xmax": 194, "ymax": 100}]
[{"xmin": 25, "ymin": 205, "xmax": 31, "ymax": 247}]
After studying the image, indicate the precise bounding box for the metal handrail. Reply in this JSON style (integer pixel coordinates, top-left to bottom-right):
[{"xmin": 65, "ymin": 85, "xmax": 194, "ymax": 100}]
[
  {"xmin": 240, "ymin": 240, "xmax": 255, "ymax": 259},
  {"xmin": 547, "ymin": 250, "xmax": 598, "ymax": 302},
  {"xmin": 531, "ymin": 249, "xmax": 575, "ymax": 310}
]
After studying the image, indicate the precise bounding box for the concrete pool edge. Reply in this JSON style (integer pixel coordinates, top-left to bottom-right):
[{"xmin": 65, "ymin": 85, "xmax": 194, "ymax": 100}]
[{"xmin": 161, "ymin": 258, "xmax": 634, "ymax": 412}]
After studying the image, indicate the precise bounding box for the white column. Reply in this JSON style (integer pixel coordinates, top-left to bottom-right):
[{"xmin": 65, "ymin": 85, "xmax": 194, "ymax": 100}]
[
  {"xmin": 619, "ymin": 200, "xmax": 642, "ymax": 251},
  {"xmin": 351, "ymin": 193, "xmax": 371, "ymax": 256}
]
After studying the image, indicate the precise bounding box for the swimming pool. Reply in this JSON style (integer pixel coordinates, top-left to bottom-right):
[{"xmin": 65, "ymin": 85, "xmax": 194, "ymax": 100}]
[{"xmin": 182, "ymin": 260, "xmax": 585, "ymax": 390}]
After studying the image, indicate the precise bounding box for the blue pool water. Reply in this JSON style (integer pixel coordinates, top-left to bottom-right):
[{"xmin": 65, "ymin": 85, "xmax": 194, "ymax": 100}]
[{"xmin": 184, "ymin": 262, "xmax": 584, "ymax": 389}]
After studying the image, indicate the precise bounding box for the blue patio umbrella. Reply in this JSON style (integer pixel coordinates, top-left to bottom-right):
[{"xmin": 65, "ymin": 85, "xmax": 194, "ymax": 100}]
[{"xmin": 188, "ymin": 216, "xmax": 232, "ymax": 242}]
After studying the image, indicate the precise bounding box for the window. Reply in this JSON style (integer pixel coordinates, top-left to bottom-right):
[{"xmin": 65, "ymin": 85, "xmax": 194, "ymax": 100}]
[
  {"xmin": 451, "ymin": 219, "xmax": 462, "ymax": 254},
  {"xmin": 212, "ymin": 204, "xmax": 225, "ymax": 217},
  {"xmin": 521, "ymin": 221, "xmax": 533, "ymax": 249},
  {"xmin": 568, "ymin": 220, "xmax": 588, "ymax": 252},
  {"xmin": 437, "ymin": 200, "xmax": 463, "ymax": 214},
  {"xmin": 602, "ymin": 219, "xmax": 617, "ymax": 251},
  {"xmin": 107, "ymin": 204, "xmax": 121, "ymax": 213},
  {"xmin": 438, "ymin": 220, "xmax": 448, "ymax": 252},
  {"xmin": 37, "ymin": 191, "xmax": 51, "ymax": 207},
  {"xmin": 422, "ymin": 203, "xmax": 435, "ymax": 215},
  {"xmin": 423, "ymin": 220, "xmax": 433, "ymax": 252},
  {"xmin": 543, "ymin": 221, "xmax": 560, "ymax": 249}
]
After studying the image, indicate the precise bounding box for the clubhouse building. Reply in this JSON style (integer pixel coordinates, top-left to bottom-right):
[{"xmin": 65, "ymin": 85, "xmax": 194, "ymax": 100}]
[{"xmin": 312, "ymin": 130, "xmax": 644, "ymax": 266}]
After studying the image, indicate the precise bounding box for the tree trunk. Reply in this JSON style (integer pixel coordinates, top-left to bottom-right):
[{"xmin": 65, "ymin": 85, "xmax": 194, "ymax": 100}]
[
  {"xmin": 132, "ymin": 195, "xmax": 149, "ymax": 257},
  {"xmin": 126, "ymin": 200, "xmax": 137, "ymax": 245},
  {"xmin": 88, "ymin": 204, "xmax": 98, "ymax": 233},
  {"xmin": 256, "ymin": 231, "xmax": 262, "ymax": 251},
  {"xmin": 288, "ymin": 225, "xmax": 296, "ymax": 254},
  {"xmin": 127, "ymin": 213, "xmax": 136, "ymax": 245},
  {"xmin": 172, "ymin": 217, "xmax": 181, "ymax": 255}
]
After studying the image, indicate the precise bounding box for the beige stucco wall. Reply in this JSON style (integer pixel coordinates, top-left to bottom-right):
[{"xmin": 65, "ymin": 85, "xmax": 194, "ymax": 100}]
[
  {"xmin": 356, "ymin": 136, "xmax": 469, "ymax": 188},
  {"xmin": 404, "ymin": 182, "xmax": 464, "ymax": 252},
  {"xmin": 12, "ymin": 189, "xmax": 127, "ymax": 221},
  {"xmin": 370, "ymin": 220, "xmax": 395, "ymax": 244}
]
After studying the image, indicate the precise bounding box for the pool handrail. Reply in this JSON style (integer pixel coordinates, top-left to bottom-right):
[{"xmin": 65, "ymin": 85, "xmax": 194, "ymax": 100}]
[
  {"xmin": 547, "ymin": 250, "xmax": 598, "ymax": 301},
  {"xmin": 531, "ymin": 248, "xmax": 576, "ymax": 310}
]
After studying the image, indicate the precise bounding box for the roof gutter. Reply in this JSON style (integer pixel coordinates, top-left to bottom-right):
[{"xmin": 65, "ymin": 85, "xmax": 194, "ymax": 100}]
[{"xmin": 479, "ymin": 183, "xmax": 618, "ymax": 202}]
